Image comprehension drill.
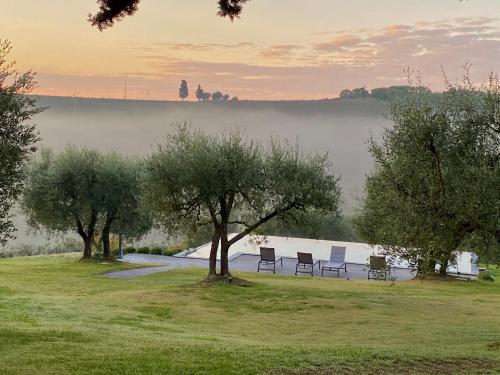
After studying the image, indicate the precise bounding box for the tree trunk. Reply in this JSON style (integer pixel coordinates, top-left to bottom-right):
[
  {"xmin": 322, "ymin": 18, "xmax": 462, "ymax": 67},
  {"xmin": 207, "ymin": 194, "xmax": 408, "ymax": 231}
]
[
  {"xmin": 219, "ymin": 227, "xmax": 231, "ymax": 277},
  {"xmin": 76, "ymin": 210, "xmax": 98, "ymax": 259},
  {"xmin": 102, "ymin": 226, "xmax": 111, "ymax": 259},
  {"xmin": 118, "ymin": 234, "xmax": 123, "ymax": 259},
  {"xmin": 102, "ymin": 215, "xmax": 114, "ymax": 259},
  {"xmin": 208, "ymin": 230, "xmax": 221, "ymax": 275},
  {"xmin": 439, "ymin": 258, "xmax": 449, "ymax": 276},
  {"xmin": 83, "ymin": 236, "xmax": 93, "ymax": 258}
]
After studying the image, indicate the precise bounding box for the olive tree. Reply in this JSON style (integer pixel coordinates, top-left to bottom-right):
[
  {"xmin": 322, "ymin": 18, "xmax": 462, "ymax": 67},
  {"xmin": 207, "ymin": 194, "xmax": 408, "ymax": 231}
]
[
  {"xmin": 22, "ymin": 147, "xmax": 151, "ymax": 258},
  {"xmin": 97, "ymin": 153, "xmax": 152, "ymax": 258},
  {"xmin": 22, "ymin": 147, "xmax": 103, "ymax": 258},
  {"xmin": 145, "ymin": 125, "xmax": 341, "ymax": 278},
  {"xmin": 356, "ymin": 76, "xmax": 500, "ymax": 275},
  {"xmin": 0, "ymin": 40, "xmax": 42, "ymax": 245}
]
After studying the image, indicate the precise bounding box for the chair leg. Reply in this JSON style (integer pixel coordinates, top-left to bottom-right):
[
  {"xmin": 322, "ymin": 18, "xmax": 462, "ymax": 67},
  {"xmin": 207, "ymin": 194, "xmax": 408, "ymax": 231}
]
[{"xmin": 321, "ymin": 268, "xmax": 323, "ymax": 277}]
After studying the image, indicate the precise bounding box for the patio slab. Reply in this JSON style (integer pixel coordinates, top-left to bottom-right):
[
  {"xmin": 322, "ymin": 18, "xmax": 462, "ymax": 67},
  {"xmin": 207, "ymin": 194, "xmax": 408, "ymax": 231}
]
[{"xmin": 105, "ymin": 253, "xmax": 416, "ymax": 280}]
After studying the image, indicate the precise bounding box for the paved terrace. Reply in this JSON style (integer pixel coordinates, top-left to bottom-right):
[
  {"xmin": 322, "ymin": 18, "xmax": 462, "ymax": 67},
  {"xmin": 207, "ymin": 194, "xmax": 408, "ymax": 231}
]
[{"xmin": 106, "ymin": 253, "xmax": 416, "ymax": 280}]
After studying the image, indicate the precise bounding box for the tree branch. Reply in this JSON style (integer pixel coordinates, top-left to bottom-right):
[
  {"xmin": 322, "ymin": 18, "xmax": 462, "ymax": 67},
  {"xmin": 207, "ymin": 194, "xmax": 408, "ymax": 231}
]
[{"xmin": 228, "ymin": 203, "xmax": 294, "ymax": 246}]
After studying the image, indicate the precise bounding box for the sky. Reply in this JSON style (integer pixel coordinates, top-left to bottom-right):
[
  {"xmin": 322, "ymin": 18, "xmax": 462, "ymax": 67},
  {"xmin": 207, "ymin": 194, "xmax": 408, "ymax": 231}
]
[{"xmin": 1, "ymin": 0, "xmax": 500, "ymax": 100}]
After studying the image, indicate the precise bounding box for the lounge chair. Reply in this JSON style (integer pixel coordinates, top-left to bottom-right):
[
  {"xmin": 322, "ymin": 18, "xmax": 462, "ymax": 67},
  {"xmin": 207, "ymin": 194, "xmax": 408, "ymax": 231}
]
[
  {"xmin": 257, "ymin": 247, "xmax": 283, "ymax": 274},
  {"xmin": 367, "ymin": 255, "xmax": 387, "ymax": 280},
  {"xmin": 295, "ymin": 252, "xmax": 320, "ymax": 277},
  {"xmin": 320, "ymin": 246, "xmax": 347, "ymax": 277}
]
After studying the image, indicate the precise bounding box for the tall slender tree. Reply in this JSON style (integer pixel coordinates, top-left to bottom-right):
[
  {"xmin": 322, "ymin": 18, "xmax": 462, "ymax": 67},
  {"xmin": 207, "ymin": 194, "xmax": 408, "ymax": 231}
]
[{"xmin": 179, "ymin": 80, "xmax": 189, "ymax": 101}]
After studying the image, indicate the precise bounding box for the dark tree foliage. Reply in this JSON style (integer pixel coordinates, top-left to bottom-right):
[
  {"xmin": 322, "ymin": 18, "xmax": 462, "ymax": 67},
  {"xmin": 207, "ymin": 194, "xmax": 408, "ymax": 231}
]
[
  {"xmin": 356, "ymin": 75, "xmax": 500, "ymax": 275},
  {"xmin": 145, "ymin": 125, "xmax": 341, "ymax": 277},
  {"xmin": 179, "ymin": 80, "xmax": 188, "ymax": 101},
  {"xmin": 89, "ymin": 0, "xmax": 249, "ymax": 30},
  {"xmin": 0, "ymin": 40, "xmax": 42, "ymax": 246}
]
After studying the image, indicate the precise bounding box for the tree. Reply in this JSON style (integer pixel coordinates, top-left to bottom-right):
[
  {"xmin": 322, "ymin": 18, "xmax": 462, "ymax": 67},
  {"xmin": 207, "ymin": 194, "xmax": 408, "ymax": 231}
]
[
  {"xmin": 212, "ymin": 91, "xmax": 223, "ymax": 101},
  {"xmin": 223, "ymin": 94, "xmax": 230, "ymax": 101},
  {"xmin": 145, "ymin": 125, "xmax": 341, "ymax": 278},
  {"xmin": 22, "ymin": 147, "xmax": 152, "ymax": 258},
  {"xmin": 22, "ymin": 147, "xmax": 103, "ymax": 258},
  {"xmin": 339, "ymin": 89, "xmax": 352, "ymax": 99},
  {"xmin": 195, "ymin": 85, "xmax": 204, "ymax": 101},
  {"xmin": 259, "ymin": 210, "xmax": 358, "ymax": 242},
  {"xmin": 179, "ymin": 80, "xmax": 189, "ymax": 101},
  {"xmin": 356, "ymin": 77, "xmax": 500, "ymax": 275},
  {"xmin": 370, "ymin": 86, "xmax": 433, "ymax": 102},
  {"xmin": 89, "ymin": 0, "xmax": 249, "ymax": 30},
  {"xmin": 97, "ymin": 153, "xmax": 152, "ymax": 258},
  {"xmin": 0, "ymin": 40, "xmax": 42, "ymax": 246},
  {"xmin": 351, "ymin": 87, "xmax": 369, "ymax": 98},
  {"xmin": 203, "ymin": 92, "xmax": 211, "ymax": 101}
]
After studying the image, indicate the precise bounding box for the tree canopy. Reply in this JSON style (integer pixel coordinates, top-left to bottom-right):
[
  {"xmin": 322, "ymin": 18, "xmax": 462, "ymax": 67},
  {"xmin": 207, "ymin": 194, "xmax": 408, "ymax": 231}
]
[
  {"xmin": 89, "ymin": 0, "xmax": 249, "ymax": 30},
  {"xmin": 22, "ymin": 147, "xmax": 151, "ymax": 258},
  {"xmin": 145, "ymin": 125, "xmax": 341, "ymax": 278},
  {"xmin": 179, "ymin": 80, "xmax": 189, "ymax": 101},
  {"xmin": 0, "ymin": 40, "xmax": 42, "ymax": 246},
  {"xmin": 356, "ymin": 76, "xmax": 500, "ymax": 274}
]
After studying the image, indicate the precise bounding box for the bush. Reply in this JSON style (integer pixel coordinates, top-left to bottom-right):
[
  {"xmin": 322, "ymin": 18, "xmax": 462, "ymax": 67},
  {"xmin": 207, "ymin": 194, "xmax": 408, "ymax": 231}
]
[
  {"xmin": 163, "ymin": 245, "xmax": 184, "ymax": 257},
  {"xmin": 124, "ymin": 246, "xmax": 136, "ymax": 254},
  {"xmin": 150, "ymin": 246, "xmax": 163, "ymax": 255},
  {"xmin": 478, "ymin": 270, "xmax": 495, "ymax": 282},
  {"xmin": 136, "ymin": 246, "xmax": 151, "ymax": 254}
]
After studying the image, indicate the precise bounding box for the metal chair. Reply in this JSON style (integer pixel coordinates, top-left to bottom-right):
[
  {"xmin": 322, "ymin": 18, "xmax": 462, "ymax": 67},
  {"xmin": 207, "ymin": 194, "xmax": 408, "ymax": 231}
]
[
  {"xmin": 368, "ymin": 255, "xmax": 387, "ymax": 280},
  {"xmin": 257, "ymin": 247, "xmax": 283, "ymax": 274},
  {"xmin": 321, "ymin": 246, "xmax": 347, "ymax": 277},
  {"xmin": 295, "ymin": 252, "xmax": 320, "ymax": 277}
]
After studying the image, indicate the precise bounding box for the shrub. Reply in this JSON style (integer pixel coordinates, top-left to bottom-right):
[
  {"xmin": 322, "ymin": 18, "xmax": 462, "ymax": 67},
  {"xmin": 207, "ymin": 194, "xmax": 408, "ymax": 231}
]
[
  {"xmin": 478, "ymin": 270, "xmax": 495, "ymax": 282},
  {"xmin": 124, "ymin": 246, "xmax": 136, "ymax": 254},
  {"xmin": 136, "ymin": 246, "xmax": 151, "ymax": 254},
  {"xmin": 150, "ymin": 246, "xmax": 163, "ymax": 255},
  {"xmin": 163, "ymin": 245, "xmax": 184, "ymax": 257}
]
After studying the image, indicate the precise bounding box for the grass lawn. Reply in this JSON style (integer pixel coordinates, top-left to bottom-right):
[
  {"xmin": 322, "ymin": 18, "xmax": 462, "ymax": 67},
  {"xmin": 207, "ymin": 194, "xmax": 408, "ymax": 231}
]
[{"xmin": 0, "ymin": 254, "xmax": 499, "ymax": 375}]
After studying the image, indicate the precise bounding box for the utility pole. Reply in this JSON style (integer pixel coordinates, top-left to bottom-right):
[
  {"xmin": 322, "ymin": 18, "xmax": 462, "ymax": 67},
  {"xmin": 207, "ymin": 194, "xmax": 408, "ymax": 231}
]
[
  {"xmin": 124, "ymin": 73, "xmax": 128, "ymax": 100},
  {"xmin": 72, "ymin": 92, "xmax": 78, "ymax": 117}
]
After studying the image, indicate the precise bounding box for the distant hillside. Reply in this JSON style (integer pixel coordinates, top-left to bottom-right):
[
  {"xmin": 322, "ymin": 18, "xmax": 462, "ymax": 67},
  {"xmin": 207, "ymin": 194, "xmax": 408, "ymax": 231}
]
[
  {"xmin": 33, "ymin": 96, "xmax": 387, "ymax": 118},
  {"xmin": 31, "ymin": 95, "xmax": 390, "ymax": 201}
]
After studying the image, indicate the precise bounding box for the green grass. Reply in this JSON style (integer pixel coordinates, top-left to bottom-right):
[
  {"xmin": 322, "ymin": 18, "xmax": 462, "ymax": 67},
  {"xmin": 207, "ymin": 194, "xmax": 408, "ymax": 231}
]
[{"xmin": 0, "ymin": 254, "xmax": 499, "ymax": 375}]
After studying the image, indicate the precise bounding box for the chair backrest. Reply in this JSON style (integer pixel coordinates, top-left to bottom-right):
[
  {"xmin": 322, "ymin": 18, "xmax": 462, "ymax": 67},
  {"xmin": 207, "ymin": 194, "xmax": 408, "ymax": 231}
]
[
  {"xmin": 369, "ymin": 256, "xmax": 387, "ymax": 270},
  {"xmin": 260, "ymin": 247, "xmax": 276, "ymax": 262},
  {"xmin": 330, "ymin": 246, "xmax": 346, "ymax": 263},
  {"xmin": 297, "ymin": 252, "xmax": 313, "ymax": 265}
]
